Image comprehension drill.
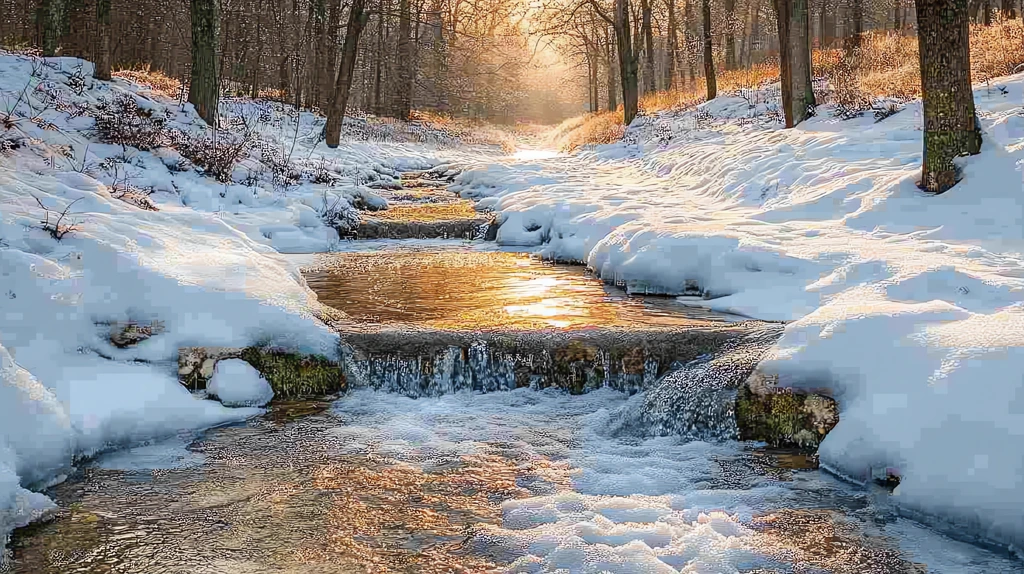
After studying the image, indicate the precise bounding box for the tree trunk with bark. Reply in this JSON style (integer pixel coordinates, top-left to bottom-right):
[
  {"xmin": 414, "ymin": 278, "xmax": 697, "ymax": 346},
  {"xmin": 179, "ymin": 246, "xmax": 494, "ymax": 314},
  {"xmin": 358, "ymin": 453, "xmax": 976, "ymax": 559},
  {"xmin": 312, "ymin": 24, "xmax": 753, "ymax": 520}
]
[
  {"xmin": 641, "ymin": 0, "xmax": 657, "ymax": 93},
  {"xmin": 325, "ymin": 0, "xmax": 370, "ymax": 147},
  {"xmin": 916, "ymin": 0, "xmax": 981, "ymax": 193},
  {"xmin": 95, "ymin": 0, "xmax": 112, "ymax": 80},
  {"xmin": 774, "ymin": 0, "xmax": 816, "ymax": 127},
  {"xmin": 665, "ymin": 0, "xmax": 679, "ymax": 88},
  {"xmin": 393, "ymin": 0, "xmax": 413, "ymax": 118},
  {"xmin": 615, "ymin": 0, "xmax": 640, "ymax": 123},
  {"xmin": 606, "ymin": 26, "xmax": 619, "ymax": 110},
  {"xmin": 702, "ymin": 0, "xmax": 716, "ymax": 99},
  {"xmin": 846, "ymin": 0, "xmax": 863, "ymax": 49},
  {"xmin": 1001, "ymin": 0, "xmax": 1015, "ymax": 18},
  {"xmin": 42, "ymin": 0, "xmax": 64, "ymax": 56},
  {"xmin": 724, "ymin": 0, "xmax": 737, "ymax": 69},
  {"xmin": 188, "ymin": 0, "xmax": 220, "ymax": 126}
]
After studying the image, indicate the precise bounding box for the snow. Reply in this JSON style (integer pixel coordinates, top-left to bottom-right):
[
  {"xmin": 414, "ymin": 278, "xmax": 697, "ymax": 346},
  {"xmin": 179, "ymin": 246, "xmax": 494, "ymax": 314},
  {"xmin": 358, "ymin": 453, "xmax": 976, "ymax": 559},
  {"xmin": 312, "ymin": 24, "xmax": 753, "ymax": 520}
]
[
  {"xmin": 0, "ymin": 52, "xmax": 484, "ymax": 554},
  {"xmin": 329, "ymin": 388, "xmax": 1021, "ymax": 572},
  {"xmin": 206, "ymin": 359, "xmax": 275, "ymax": 407},
  {"xmin": 454, "ymin": 77, "xmax": 1024, "ymax": 553}
]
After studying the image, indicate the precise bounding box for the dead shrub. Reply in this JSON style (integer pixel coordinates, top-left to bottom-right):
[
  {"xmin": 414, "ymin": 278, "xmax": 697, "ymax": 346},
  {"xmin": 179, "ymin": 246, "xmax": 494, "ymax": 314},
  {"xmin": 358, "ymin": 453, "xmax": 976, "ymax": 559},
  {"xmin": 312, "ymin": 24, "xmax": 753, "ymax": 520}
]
[
  {"xmin": 94, "ymin": 92, "xmax": 170, "ymax": 151},
  {"xmin": 169, "ymin": 129, "xmax": 250, "ymax": 183}
]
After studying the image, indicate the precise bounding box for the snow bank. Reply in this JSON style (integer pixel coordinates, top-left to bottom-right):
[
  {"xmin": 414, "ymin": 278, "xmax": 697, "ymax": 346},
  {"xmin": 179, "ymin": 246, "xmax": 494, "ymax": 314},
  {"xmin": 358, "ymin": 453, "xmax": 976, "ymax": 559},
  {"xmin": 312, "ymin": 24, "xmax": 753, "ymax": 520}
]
[
  {"xmin": 207, "ymin": 359, "xmax": 275, "ymax": 407},
  {"xmin": 0, "ymin": 51, "xmax": 473, "ymax": 552},
  {"xmin": 455, "ymin": 77, "xmax": 1024, "ymax": 551}
]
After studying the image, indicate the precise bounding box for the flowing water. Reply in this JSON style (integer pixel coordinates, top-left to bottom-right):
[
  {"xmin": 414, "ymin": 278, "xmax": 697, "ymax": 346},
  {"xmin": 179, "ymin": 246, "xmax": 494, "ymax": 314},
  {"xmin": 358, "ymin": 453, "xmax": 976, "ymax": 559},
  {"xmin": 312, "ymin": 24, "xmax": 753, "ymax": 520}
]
[{"xmin": 8, "ymin": 245, "xmax": 1023, "ymax": 573}]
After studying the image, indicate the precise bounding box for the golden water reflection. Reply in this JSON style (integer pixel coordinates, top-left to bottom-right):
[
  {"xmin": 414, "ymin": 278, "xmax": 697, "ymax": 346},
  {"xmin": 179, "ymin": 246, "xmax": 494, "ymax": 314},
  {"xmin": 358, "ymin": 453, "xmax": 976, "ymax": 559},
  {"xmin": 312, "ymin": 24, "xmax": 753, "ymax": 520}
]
[{"xmin": 304, "ymin": 251, "xmax": 733, "ymax": 330}]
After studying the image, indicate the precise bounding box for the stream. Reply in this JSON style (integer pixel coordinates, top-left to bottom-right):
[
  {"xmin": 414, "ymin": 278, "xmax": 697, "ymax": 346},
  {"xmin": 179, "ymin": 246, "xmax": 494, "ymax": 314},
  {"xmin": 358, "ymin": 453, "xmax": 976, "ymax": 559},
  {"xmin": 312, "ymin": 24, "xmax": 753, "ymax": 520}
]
[{"xmin": 7, "ymin": 175, "xmax": 1024, "ymax": 573}]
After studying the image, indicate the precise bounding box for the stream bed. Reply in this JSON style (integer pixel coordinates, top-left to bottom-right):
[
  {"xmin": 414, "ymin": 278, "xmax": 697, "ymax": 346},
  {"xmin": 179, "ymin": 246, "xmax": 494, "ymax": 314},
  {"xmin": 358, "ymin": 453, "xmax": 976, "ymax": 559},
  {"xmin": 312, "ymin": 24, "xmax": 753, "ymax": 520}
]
[{"xmin": 8, "ymin": 242, "xmax": 1023, "ymax": 573}]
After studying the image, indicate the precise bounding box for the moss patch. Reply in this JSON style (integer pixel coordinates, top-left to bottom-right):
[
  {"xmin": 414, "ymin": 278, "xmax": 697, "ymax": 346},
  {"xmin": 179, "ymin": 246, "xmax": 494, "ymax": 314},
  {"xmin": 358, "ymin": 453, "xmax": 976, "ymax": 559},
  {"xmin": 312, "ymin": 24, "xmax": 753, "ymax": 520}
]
[
  {"xmin": 238, "ymin": 348, "xmax": 345, "ymax": 398},
  {"xmin": 736, "ymin": 384, "xmax": 838, "ymax": 449}
]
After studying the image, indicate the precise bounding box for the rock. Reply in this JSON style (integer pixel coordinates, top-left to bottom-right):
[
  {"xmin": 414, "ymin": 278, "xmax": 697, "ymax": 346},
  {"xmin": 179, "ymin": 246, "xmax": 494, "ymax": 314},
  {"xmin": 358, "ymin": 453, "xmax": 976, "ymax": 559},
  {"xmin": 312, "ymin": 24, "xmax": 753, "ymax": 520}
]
[
  {"xmin": 108, "ymin": 320, "xmax": 164, "ymax": 348},
  {"xmin": 177, "ymin": 347, "xmax": 344, "ymax": 399},
  {"xmin": 735, "ymin": 370, "xmax": 839, "ymax": 449}
]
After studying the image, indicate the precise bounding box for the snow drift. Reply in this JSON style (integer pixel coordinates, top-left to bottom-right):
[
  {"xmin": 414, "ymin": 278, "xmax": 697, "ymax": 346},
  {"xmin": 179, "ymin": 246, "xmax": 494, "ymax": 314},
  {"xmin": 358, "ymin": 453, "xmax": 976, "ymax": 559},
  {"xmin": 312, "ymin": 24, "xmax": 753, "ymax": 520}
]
[{"xmin": 455, "ymin": 79, "xmax": 1024, "ymax": 553}]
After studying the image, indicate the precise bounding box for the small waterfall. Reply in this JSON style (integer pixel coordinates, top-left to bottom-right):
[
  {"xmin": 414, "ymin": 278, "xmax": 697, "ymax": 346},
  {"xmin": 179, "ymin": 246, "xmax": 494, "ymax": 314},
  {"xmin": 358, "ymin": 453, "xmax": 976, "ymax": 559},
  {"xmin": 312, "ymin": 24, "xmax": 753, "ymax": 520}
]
[
  {"xmin": 338, "ymin": 326, "xmax": 782, "ymax": 404},
  {"xmin": 598, "ymin": 325, "xmax": 784, "ymax": 442}
]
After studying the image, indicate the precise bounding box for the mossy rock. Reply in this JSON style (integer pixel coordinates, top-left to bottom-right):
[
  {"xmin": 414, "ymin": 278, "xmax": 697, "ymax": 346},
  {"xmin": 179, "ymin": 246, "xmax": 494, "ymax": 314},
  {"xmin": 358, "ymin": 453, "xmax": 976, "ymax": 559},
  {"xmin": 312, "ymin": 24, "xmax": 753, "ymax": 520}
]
[
  {"xmin": 238, "ymin": 348, "xmax": 345, "ymax": 398},
  {"xmin": 735, "ymin": 383, "xmax": 838, "ymax": 450},
  {"xmin": 178, "ymin": 347, "xmax": 344, "ymax": 399}
]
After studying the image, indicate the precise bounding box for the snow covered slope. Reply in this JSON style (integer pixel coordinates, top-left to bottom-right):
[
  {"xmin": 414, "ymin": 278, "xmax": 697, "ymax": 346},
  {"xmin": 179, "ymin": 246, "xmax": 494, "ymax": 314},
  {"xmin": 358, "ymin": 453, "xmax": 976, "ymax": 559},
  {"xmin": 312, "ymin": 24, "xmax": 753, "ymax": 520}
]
[
  {"xmin": 0, "ymin": 52, "xmax": 462, "ymax": 551},
  {"xmin": 454, "ymin": 81, "xmax": 1024, "ymax": 553}
]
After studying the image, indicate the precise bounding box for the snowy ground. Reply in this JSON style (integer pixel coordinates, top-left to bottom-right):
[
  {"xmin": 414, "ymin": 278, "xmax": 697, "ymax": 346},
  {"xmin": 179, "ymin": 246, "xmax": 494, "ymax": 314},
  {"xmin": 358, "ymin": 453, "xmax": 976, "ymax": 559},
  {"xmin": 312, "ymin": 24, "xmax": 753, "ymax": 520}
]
[
  {"xmin": 452, "ymin": 80, "xmax": 1024, "ymax": 553},
  {"xmin": 0, "ymin": 53, "xmax": 496, "ymax": 551},
  {"xmin": 2, "ymin": 48, "xmax": 1024, "ymax": 563}
]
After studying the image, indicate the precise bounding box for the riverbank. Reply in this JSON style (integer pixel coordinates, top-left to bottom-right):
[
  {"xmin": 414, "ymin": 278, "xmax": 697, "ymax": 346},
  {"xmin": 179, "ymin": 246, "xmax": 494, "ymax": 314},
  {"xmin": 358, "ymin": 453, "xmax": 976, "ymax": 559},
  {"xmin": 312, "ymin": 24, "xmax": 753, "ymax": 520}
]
[{"xmin": 454, "ymin": 75, "xmax": 1024, "ymax": 554}]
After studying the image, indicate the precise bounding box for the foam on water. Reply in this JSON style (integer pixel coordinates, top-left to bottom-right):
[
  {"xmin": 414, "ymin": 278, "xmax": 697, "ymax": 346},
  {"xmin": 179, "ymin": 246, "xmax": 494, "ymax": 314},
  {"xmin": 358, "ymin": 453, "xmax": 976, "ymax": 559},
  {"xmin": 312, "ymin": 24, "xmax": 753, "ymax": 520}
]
[{"xmin": 329, "ymin": 387, "xmax": 1021, "ymax": 573}]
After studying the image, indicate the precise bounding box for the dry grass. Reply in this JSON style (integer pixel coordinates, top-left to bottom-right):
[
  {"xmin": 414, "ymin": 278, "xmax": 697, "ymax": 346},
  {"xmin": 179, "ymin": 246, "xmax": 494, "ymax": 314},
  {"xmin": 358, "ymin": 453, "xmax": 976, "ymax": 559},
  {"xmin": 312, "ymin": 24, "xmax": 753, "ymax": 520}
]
[
  {"xmin": 408, "ymin": 109, "xmax": 518, "ymax": 152},
  {"xmin": 562, "ymin": 20, "xmax": 1024, "ymax": 148},
  {"xmin": 547, "ymin": 109, "xmax": 627, "ymax": 151},
  {"xmin": 112, "ymin": 65, "xmax": 182, "ymax": 98}
]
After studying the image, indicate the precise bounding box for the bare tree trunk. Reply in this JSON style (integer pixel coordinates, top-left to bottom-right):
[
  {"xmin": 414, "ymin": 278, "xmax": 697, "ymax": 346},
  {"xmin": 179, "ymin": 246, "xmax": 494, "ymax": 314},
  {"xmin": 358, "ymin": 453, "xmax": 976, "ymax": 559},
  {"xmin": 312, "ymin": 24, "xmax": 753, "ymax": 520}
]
[
  {"xmin": 615, "ymin": 0, "xmax": 640, "ymax": 123},
  {"xmin": 189, "ymin": 0, "xmax": 219, "ymax": 126},
  {"xmin": 916, "ymin": 0, "xmax": 981, "ymax": 192},
  {"xmin": 42, "ymin": 0, "xmax": 64, "ymax": 56},
  {"xmin": 665, "ymin": 0, "xmax": 679, "ymax": 88},
  {"xmin": 641, "ymin": 0, "xmax": 657, "ymax": 93},
  {"xmin": 95, "ymin": 0, "xmax": 111, "ymax": 80},
  {"xmin": 393, "ymin": 0, "xmax": 413, "ymax": 118},
  {"xmin": 749, "ymin": 0, "xmax": 762, "ymax": 64},
  {"xmin": 325, "ymin": 0, "xmax": 370, "ymax": 147},
  {"xmin": 702, "ymin": 0, "xmax": 716, "ymax": 99},
  {"xmin": 1001, "ymin": 0, "xmax": 1016, "ymax": 17},
  {"xmin": 983, "ymin": 0, "xmax": 992, "ymax": 22},
  {"xmin": 373, "ymin": 0, "xmax": 387, "ymax": 115},
  {"xmin": 846, "ymin": 0, "xmax": 863, "ymax": 48},
  {"xmin": 685, "ymin": 0, "xmax": 697, "ymax": 81},
  {"xmin": 724, "ymin": 0, "xmax": 737, "ymax": 69},
  {"xmin": 606, "ymin": 25, "xmax": 619, "ymax": 110},
  {"xmin": 775, "ymin": 0, "xmax": 816, "ymax": 126}
]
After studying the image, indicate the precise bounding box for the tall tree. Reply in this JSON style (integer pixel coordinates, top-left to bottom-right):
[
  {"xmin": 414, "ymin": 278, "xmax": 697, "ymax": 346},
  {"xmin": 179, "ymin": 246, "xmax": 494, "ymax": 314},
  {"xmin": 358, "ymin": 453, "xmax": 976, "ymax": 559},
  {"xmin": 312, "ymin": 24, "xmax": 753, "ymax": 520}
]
[
  {"xmin": 665, "ymin": 0, "xmax": 680, "ymax": 88},
  {"xmin": 605, "ymin": 25, "xmax": 619, "ymax": 111},
  {"xmin": 724, "ymin": 0, "xmax": 737, "ymax": 69},
  {"xmin": 589, "ymin": 0, "xmax": 639, "ymax": 123},
  {"xmin": 640, "ymin": 0, "xmax": 657, "ymax": 93},
  {"xmin": 95, "ymin": 0, "xmax": 112, "ymax": 80},
  {"xmin": 392, "ymin": 0, "xmax": 413, "ymax": 118},
  {"xmin": 774, "ymin": 0, "xmax": 815, "ymax": 127},
  {"xmin": 325, "ymin": 0, "xmax": 371, "ymax": 147},
  {"xmin": 189, "ymin": 0, "xmax": 220, "ymax": 126},
  {"xmin": 41, "ymin": 0, "xmax": 65, "ymax": 56},
  {"xmin": 702, "ymin": 0, "xmax": 716, "ymax": 99},
  {"xmin": 1001, "ymin": 0, "xmax": 1016, "ymax": 18},
  {"xmin": 916, "ymin": 0, "xmax": 981, "ymax": 193}
]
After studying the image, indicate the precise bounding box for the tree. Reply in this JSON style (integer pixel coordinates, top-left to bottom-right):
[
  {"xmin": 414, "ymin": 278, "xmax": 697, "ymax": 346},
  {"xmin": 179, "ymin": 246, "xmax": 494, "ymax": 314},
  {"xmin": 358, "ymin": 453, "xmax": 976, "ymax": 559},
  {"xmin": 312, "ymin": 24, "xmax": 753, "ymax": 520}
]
[
  {"xmin": 702, "ymin": 0, "xmax": 716, "ymax": 100},
  {"xmin": 916, "ymin": 0, "xmax": 981, "ymax": 193},
  {"xmin": 664, "ymin": 0, "xmax": 680, "ymax": 88},
  {"xmin": 1000, "ymin": 0, "xmax": 1016, "ymax": 18},
  {"xmin": 774, "ymin": 0, "xmax": 815, "ymax": 126},
  {"xmin": 392, "ymin": 0, "xmax": 414, "ymax": 119},
  {"xmin": 325, "ymin": 0, "xmax": 371, "ymax": 147},
  {"xmin": 189, "ymin": 0, "xmax": 220, "ymax": 126},
  {"xmin": 587, "ymin": 0, "xmax": 639, "ymax": 123},
  {"xmin": 640, "ymin": 0, "xmax": 657, "ymax": 93},
  {"xmin": 95, "ymin": 0, "xmax": 112, "ymax": 81},
  {"xmin": 41, "ymin": 0, "xmax": 65, "ymax": 56}
]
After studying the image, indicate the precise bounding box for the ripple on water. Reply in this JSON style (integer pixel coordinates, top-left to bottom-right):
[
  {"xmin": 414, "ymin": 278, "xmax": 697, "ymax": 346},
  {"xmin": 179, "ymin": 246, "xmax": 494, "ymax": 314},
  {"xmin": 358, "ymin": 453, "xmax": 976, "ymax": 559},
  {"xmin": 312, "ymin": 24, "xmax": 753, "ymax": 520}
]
[{"xmin": 8, "ymin": 389, "xmax": 1023, "ymax": 573}]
